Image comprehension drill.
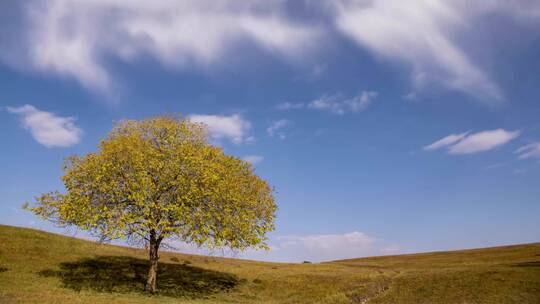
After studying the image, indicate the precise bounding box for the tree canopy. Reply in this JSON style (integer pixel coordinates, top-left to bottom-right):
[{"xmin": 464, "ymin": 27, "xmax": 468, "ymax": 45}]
[{"xmin": 25, "ymin": 116, "xmax": 276, "ymax": 292}]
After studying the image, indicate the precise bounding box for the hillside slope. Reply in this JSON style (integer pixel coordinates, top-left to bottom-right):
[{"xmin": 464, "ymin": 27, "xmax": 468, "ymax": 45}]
[{"xmin": 0, "ymin": 225, "xmax": 538, "ymax": 303}]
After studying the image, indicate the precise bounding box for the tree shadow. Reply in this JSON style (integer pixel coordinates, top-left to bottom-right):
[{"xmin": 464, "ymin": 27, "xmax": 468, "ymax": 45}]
[
  {"xmin": 39, "ymin": 255, "xmax": 239, "ymax": 298},
  {"xmin": 511, "ymin": 261, "xmax": 540, "ymax": 268}
]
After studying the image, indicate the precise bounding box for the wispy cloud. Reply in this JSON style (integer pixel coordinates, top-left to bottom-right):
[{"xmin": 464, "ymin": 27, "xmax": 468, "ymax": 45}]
[
  {"xmin": 403, "ymin": 91, "xmax": 418, "ymax": 102},
  {"xmin": 2, "ymin": 1, "xmax": 539, "ymax": 102},
  {"xmin": 308, "ymin": 91, "xmax": 378, "ymax": 115},
  {"xmin": 6, "ymin": 104, "xmax": 82, "ymax": 148},
  {"xmin": 276, "ymin": 231, "xmax": 375, "ymax": 262},
  {"xmin": 267, "ymin": 119, "xmax": 290, "ymax": 139},
  {"xmin": 423, "ymin": 132, "xmax": 470, "ymax": 151},
  {"xmin": 379, "ymin": 244, "xmax": 401, "ymax": 256},
  {"xmin": 309, "ymin": 63, "xmax": 327, "ymax": 79},
  {"xmin": 296, "ymin": 63, "xmax": 328, "ymax": 82},
  {"xmin": 278, "ymin": 91, "xmax": 377, "ymax": 115},
  {"xmin": 424, "ymin": 129, "xmax": 520, "ymax": 155},
  {"xmin": 242, "ymin": 155, "xmax": 264, "ymax": 165},
  {"xmin": 327, "ymin": 1, "xmax": 540, "ymax": 102},
  {"xmin": 515, "ymin": 142, "xmax": 540, "ymax": 159},
  {"xmin": 276, "ymin": 102, "xmax": 305, "ymax": 111},
  {"xmin": 188, "ymin": 114, "xmax": 252, "ymax": 144},
  {"xmin": 166, "ymin": 230, "xmax": 397, "ymax": 263},
  {"xmin": 331, "ymin": 0, "xmax": 507, "ymax": 102},
  {"xmin": 4, "ymin": 0, "xmax": 319, "ymax": 93},
  {"xmin": 0, "ymin": 0, "xmax": 540, "ymax": 102},
  {"xmin": 449, "ymin": 129, "xmax": 521, "ymax": 154}
]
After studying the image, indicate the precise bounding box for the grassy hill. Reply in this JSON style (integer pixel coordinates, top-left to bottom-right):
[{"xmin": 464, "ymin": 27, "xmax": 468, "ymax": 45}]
[{"xmin": 0, "ymin": 225, "xmax": 538, "ymax": 303}]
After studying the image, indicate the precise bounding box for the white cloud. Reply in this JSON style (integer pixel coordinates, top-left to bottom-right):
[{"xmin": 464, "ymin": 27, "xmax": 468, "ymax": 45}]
[
  {"xmin": 346, "ymin": 91, "xmax": 378, "ymax": 112},
  {"xmin": 403, "ymin": 91, "xmax": 418, "ymax": 102},
  {"xmin": 425, "ymin": 129, "xmax": 520, "ymax": 155},
  {"xmin": 277, "ymin": 91, "xmax": 377, "ymax": 115},
  {"xmin": 6, "ymin": 104, "xmax": 82, "ymax": 148},
  {"xmin": 267, "ymin": 119, "xmax": 290, "ymax": 139},
  {"xmin": 8, "ymin": 0, "xmax": 319, "ymax": 92},
  {"xmin": 329, "ymin": 0, "xmax": 540, "ymax": 102},
  {"xmin": 449, "ymin": 129, "xmax": 520, "ymax": 154},
  {"xmin": 423, "ymin": 131, "xmax": 469, "ymax": 151},
  {"xmin": 242, "ymin": 155, "xmax": 264, "ymax": 165},
  {"xmin": 485, "ymin": 163, "xmax": 506, "ymax": 170},
  {"xmin": 276, "ymin": 231, "xmax": 375, "ymax": 262},
  {"xmin": 160, "ymin": 230, "xmax": 397, "ymax": 263},
  {"xmin": 296, "ymin": 63, "xmax": 328, "ymax": 82},
  {"xmin": 379, "ymin": 244, "xmax": 401, "ymax": 256},
  {"xmin": 310, "ymin": 63, "xmax": 327, "ymax": 78},
  {"xmin": 515, "ymin": 142, "xmax": 540, "ymax": 159},
  {"xmin": 188, "ymin": 114, "xmax": 251, "ymax": 144},
  {"xmin": 3, "ymin": 1, "xmax": 539, "ymax": 101},
  {"xmin": 276, "ymin": 102, "xmax": 305, "ymax": 110},
  {"xmin": 308, "ymin": 91, "xmax": 377, "ymax": 115}
]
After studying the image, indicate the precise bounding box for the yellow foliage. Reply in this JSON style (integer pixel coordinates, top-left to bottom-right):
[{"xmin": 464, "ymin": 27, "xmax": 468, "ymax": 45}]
[{"xmin": 27, "ymin": 116, "xmax": 276, "ymax": 250}]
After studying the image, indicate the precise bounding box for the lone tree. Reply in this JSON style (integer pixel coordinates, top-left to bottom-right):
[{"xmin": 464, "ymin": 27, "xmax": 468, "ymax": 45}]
[{"xmin": 25, "ymin": 116, "xmax": 276, "ymax": 293}]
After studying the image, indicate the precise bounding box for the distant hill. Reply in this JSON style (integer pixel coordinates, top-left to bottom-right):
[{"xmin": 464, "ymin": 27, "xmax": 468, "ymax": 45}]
[{"xmin": 0, "ymin": 224, "xmax": 539, "ymax": 303}]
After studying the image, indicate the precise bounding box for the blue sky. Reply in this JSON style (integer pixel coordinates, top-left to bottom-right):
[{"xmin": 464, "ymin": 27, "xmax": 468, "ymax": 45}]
[{"xmin": 1, "ymin": 0, "xmax": 540, "ymax": 262}]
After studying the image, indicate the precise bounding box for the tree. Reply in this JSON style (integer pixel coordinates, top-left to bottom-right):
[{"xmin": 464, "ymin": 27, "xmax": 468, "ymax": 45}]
[{"xmin": 25, "ymin": 116, "xmax": 276, "ymax": 293}]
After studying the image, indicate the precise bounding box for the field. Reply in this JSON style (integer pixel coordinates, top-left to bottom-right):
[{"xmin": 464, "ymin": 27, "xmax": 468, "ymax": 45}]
[{"xmin": 0, "ymin": 224, "xmax": 539, "ymax": 303}]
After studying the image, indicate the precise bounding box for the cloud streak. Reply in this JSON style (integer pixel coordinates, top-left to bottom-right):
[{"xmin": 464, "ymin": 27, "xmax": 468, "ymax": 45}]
[
  {"xmin": 2, "ymin": 1, "xmax": 539, "ymax": 101},
  {"xmin": 7, "ymin": 104, "xmax": 82, "ymax": 147},
  {"xmin": 274, "ymin": 231, "xmax": 379, "ymax": 262},
  {"xmin": 308, "ymin": 91, "xmax": 378, "ymax": 115},
  {"xmin": 331, "ymin": 0, "xmax": 507, "ymax": 102},
  {"xmin": 267, "ymin": 119, "xmax": 290, "ymax": 139},
  {"xmin": 515, "ymin": 142, "xmax": 540, "ymax": 159},
  {"xmin": 159, "ymin": 230, "xmax": 398, "ymax": 263},
  {"xmin": 8, "ymin": 0, "xmax": 319, "ymax": 92},
  {"xmin": 425, "ymin": 129, "xmax": 520, "ymax": 155},
  {"xmin": 278, "ymin": 91, "xmax": 377, "ymax": 115},
  {"xmin": 276, "ymin": 102, "xmax": 305, "ymax": 111},
  {"xmin": 423, "ymin": 132, "xmax": 470, "ymax": 151}
]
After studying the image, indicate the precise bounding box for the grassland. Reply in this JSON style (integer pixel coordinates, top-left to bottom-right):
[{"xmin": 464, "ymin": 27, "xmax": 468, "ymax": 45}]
[{"xmin": 0, "ymin": 224, "xmax": 539, "ymax": 303}]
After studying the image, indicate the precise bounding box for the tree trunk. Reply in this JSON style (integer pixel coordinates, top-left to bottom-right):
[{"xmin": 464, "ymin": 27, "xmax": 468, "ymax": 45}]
[{"xmin": 145, "ymin": 230, "xmax": 162, "ymax": 293}]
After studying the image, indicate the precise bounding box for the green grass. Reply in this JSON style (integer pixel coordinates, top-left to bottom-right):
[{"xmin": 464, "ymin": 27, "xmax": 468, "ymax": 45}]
[{"xmin": 0, "ymin": 225, "xmax": 539, "ymax": 303}]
